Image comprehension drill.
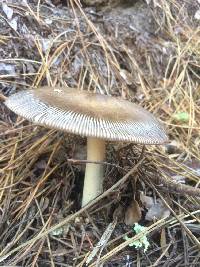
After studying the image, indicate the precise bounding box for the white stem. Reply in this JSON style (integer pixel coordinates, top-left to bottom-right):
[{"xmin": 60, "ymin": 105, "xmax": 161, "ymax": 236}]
[{"xmin": 82, "ymin": 137, "xmax": 106, "ymax": 207}]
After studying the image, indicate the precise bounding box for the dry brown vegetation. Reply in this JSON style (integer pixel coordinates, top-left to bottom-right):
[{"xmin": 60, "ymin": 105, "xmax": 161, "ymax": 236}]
[{"xmin": 0, "ymin": 0, "xmax": 200, "ymax": 266}]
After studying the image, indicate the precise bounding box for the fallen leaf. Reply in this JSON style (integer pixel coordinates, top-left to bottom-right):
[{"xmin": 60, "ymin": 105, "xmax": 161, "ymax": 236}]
[
  {"xmin": 145, "ymin": 199, "xmax": 170, "ymax": 221},
  {"xmin": 125, "ymin": 200, "xmax": 142, "ymax": 226},
  {"xmin": 140, "ymin": 193, "xmax": 170, "ymax": 221},
  {"xmin": 113, "ymin": 204, "xmax": 124, "ymax": 222}
]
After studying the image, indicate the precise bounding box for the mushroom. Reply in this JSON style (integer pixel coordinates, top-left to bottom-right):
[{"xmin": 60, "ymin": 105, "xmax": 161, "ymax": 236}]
[{"xmin": 5, "ymin": 86, "xmax": 168, "ymax": 206}]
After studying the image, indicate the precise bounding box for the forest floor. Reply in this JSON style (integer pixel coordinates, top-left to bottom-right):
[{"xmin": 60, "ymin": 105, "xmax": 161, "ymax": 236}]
[{"xmin": 0, "ymin": 0, "xmax": 200, "ymax": 266}]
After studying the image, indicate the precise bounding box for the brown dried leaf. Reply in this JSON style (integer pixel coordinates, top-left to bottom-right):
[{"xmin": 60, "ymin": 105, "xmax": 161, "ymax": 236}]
[
  {"xmin": 125, "ymin": 200, "xmax": 141, "ymax": 226},
  {"xmin": 113, "ymin": 204, "xmax": 124, "ymax": 222}
]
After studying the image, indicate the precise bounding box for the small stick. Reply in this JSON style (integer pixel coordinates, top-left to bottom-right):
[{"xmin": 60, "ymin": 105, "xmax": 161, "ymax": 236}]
[
  {"xmin": 67, "ymin": 158, "xmax": 125, "ymax": 171},
  {"xmin": 86, "ymin": 219, "xmax": 117, "ymax": 266}
]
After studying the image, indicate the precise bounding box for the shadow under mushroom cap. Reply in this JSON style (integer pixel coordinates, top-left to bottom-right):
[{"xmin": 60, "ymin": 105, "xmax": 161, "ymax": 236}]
[{"xmin": 5, "ymin": 86, "xmax": 168, "ymax": 144}]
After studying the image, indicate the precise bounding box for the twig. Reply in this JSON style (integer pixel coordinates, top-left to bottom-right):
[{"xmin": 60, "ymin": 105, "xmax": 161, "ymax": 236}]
[
  {"xmin": 67, "ymin": 158, "xmax": 125, "ymax": 171},
  {"xmin": 86, "ymin": 219, "xmax": 117, "ymax": 266},
  {"xmin": 0, "ymin": 158, "xmax": 144, "ymax": 263},
  {"xmin": 154, "ymin": 170, "xmax": 200, "ymax": 197},
  {"xmin": 145, "ymin": 178, "xmax": 200, "ymax": 250}
]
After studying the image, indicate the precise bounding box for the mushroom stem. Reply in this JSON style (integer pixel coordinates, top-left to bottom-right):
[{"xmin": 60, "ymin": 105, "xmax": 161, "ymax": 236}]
[{"xmin": 82, "ymin": 137, "xmax": 106, "ymax": 207}]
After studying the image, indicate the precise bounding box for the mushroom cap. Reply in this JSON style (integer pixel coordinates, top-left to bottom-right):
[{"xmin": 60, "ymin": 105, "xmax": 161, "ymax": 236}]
[{"xmin": 5, "ymin": 86, "xmax": 168, "ymax": 144}]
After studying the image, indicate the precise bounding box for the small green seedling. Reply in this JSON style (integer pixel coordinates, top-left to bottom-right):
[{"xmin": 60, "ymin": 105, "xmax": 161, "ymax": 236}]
[{"xmin": 124, "ymin": 223, "xmax": 150, "ymax": 252}]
